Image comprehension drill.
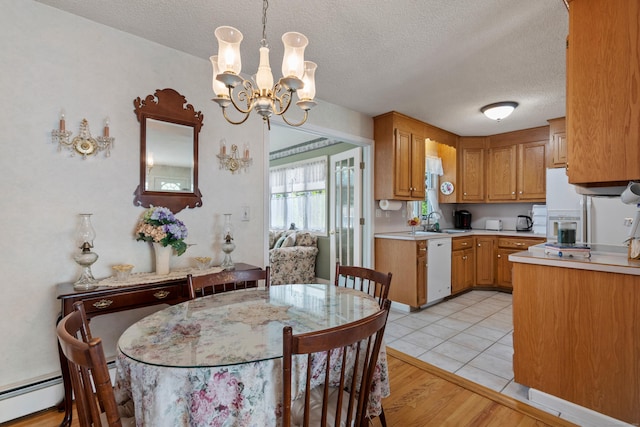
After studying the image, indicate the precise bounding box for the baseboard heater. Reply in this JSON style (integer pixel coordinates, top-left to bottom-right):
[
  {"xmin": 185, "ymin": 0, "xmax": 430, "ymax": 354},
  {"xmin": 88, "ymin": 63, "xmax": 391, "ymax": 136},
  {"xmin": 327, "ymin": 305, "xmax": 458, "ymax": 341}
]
[{"xmin": 0, "ymin": 361, "xmax": 116, "ymax": 424}]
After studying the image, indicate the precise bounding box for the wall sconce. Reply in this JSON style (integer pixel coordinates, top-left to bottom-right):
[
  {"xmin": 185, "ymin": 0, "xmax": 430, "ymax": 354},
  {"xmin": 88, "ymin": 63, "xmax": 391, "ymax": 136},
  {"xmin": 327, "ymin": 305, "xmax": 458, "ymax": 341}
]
[
  {"xmin": 51, "ymin": 110, "xmax": 115, "ymax": 158},
  {"xmin": 217, "ymin": 139, "xmax": 252, "ymax": 173}
]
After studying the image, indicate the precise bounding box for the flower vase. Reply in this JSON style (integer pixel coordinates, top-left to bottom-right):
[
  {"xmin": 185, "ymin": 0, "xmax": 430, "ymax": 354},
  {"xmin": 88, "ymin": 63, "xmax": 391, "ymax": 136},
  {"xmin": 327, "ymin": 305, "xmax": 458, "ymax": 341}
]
[
  {"xmin": 411, "ymin": 226, "xmax": 416, "ymax": 235},
  {"xmin": 153, "ymin": 242, "xmax": 172, "ymax": 275}
]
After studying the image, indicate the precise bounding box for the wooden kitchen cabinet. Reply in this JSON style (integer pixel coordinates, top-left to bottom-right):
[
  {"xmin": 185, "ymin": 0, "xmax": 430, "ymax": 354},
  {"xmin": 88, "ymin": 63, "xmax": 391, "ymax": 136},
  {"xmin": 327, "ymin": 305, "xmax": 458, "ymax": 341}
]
[
  {"xmin": 487, "ymin": 127, "xmax": 547, "ymax": 202},
  {"xmin": 495, "ymin": 237, "xmax": 545, "ymax": 289},
  {"xmin": 375, "ymin": 238, "xmax": 427, "ymax": 307},
  {"xmin": 513, "ymin": 262, "xmax": 640, "ymax": 424},
  {"xmin": 451, "ymin": 236, "xmax": 474, "ymax": 294},
  {"xmin": 487, "ymin": 144, "xmax": 517, "ymax": 201},
  {"xmin": 567, "ymin": 0, "xmax": 640, "ymax": 185},
  {"xmin": 458, "ymin": 137, "xmax": 486, "ymax": 202},
  {"xmin": 474, "ymin": 236, "xmax": 495, "ymax": 285},
  {"xmin": 547, "ymin": 117, "xmax": 567, "ymax": 168},
  {"xmin": 374, "ymin": 111, "xmax": 425, "ymax": 201}
]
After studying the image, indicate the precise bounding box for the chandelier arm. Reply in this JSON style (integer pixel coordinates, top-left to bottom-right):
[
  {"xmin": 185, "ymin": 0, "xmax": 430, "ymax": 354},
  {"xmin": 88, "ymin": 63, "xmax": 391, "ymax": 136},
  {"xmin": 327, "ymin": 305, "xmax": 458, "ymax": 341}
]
[
  {"xmin": 222, "ymin": 107, "xmax": 252, "ymax": 125},
  {"xmin": 226, "ymin": 81, "xmax": 257, "ymax": 115},
  {"xmin": 280, "ymin": 110, "xmax": 309, "ymax": 127},
  {"xmin": 272, "ymin": 90, "xmax": 295, "ymax": 117}
]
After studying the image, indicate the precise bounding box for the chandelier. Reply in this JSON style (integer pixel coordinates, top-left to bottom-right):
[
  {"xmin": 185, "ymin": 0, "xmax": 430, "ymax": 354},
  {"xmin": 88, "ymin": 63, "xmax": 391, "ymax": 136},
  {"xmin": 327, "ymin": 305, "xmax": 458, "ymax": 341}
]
[{"xmin": 210, "ymin": 0, "xmax": 317, "ymax": 129}]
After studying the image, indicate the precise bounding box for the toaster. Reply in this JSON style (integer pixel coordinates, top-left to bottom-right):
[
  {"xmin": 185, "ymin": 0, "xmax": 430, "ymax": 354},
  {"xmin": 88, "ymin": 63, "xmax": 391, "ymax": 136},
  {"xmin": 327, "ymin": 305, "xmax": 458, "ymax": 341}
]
[{"xmin": 486, "ymin": 219, "xmax": 503, "ymax": 231}]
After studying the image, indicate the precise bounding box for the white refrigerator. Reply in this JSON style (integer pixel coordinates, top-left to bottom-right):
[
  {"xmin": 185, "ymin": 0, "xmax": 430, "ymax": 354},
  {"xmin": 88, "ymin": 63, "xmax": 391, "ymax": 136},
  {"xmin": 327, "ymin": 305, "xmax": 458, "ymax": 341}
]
[{"xmin": 546, "ymin": 168, "xmax": 637, "ymax": 247}]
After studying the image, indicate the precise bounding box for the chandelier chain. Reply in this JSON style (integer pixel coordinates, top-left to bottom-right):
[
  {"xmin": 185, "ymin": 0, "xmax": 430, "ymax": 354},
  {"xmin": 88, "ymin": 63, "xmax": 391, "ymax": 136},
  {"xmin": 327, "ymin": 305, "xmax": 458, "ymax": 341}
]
[{"xmin": 261, "ymin": 0, "xmax": 269, "ymax": 47}]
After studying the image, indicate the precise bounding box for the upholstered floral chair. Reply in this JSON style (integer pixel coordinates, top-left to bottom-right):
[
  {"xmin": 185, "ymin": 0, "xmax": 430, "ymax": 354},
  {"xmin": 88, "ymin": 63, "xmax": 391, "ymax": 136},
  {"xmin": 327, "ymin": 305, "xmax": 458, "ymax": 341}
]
[{"xmin": 268, "ymin": 230, "xmax": 319, "ymax": 285}]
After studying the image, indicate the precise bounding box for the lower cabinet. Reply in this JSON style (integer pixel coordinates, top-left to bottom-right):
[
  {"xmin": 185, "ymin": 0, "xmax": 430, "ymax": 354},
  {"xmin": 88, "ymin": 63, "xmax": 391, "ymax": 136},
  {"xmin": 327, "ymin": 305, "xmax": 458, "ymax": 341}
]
[
  {"xmin": 451, "ymin": 237, "xmax": 474, "ymax": 294},
  {"xmin": 496, "ymin": 237, "xmax": 545, "ymax": 289},
  {"xmin": 475, "ymin": 236, "xmax": 495, "ymax": 285},
  {"xmin": 452, "ymin": 234, "xmax": 544, "ymax": 293},
  {"xmin": 375, "ymin": 238, "xmax": 427, "ymax": 307}
]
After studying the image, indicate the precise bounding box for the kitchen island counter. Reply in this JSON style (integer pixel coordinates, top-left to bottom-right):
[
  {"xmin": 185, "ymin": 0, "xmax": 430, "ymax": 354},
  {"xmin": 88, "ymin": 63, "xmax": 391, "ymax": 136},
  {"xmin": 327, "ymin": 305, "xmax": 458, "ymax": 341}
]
[
  {"xmin": 509, "ymin": 244, "xmax": 640, "ymax": 275},
  {"xmin": 511, "ymin": 244, "xmax": 640, "ymax": 425}
]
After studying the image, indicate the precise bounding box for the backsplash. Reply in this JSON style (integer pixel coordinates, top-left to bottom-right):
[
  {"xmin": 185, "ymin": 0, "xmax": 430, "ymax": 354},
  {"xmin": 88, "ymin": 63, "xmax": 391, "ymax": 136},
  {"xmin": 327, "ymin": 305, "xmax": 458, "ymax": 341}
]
[{"xmin": 374, "ymin": 201, "xmax": 541, "ymax": 232}]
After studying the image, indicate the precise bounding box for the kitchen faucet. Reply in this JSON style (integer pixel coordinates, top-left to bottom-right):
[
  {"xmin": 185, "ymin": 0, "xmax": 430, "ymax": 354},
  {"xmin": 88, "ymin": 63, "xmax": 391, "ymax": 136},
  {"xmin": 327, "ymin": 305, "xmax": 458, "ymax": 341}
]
[{"xmin": 423, "ymin": 211, "xmax": 440, "ymax": 232}]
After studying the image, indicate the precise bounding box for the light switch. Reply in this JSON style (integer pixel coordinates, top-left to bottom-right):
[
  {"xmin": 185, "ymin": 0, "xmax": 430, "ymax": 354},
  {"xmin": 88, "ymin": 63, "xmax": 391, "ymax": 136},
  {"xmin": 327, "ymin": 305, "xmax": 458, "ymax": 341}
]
[{"xmin": 241, "ymin": 206, "xmax": 250, "ymax": 221}]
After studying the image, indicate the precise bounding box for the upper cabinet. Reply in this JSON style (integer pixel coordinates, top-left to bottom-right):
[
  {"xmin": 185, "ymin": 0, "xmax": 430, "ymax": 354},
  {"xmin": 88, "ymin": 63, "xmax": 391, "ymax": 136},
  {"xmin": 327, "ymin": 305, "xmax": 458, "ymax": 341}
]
[
  {"xmin": 459, "ymin": 127, "xmax": 547, "ymax": 203},
  {"xmin": 374, "ymin": 112, "xmax": 425, "ymax": 201},
  {"xmin": 547, "ymin": 117, "xmax": 567, "ymax": 168},
  {"xmin": 567, "ymin": 0, "xmax": 640, "ymax": 185},
  {"xmin": 458, "ymin": 137, "xmax": 486, "ymax": 202}
]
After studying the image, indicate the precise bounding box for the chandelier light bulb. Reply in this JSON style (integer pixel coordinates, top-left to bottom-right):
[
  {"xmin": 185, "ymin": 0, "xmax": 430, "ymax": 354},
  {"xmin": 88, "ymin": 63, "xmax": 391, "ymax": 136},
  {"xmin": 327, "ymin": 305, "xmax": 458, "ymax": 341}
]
[
  {"xmin": 215, "ymin": 26, "xmax": 243, "ymax": 74},
  {"xmin": 209, "ymin": 55, "xmax": 228, "ymax": 97},
  {"xmin": 298, "ymin": 61, "xmax": 317, "ymax": 101},
  {"xmin": 281, "ymin": 32, "xmax": 308, "ymax": 79}
]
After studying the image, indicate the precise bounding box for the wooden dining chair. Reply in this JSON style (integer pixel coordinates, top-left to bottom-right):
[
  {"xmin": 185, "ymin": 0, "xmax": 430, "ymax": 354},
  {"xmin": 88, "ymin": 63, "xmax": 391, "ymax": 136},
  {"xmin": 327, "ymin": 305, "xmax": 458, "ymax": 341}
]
[
  {"xmin": 56, "ymin": 301, "xmax": 135, "ymax": 427},
  {"xmin": 335, "ymin": 261, "xmax": 392, "ymax": 308},
  {"xmin": 187, "ymin": 266, "xmax": 270, "ymax": 299},
  {"xmin": 282, "ymin": 299, "xmax": 391, "ymax": 427}
]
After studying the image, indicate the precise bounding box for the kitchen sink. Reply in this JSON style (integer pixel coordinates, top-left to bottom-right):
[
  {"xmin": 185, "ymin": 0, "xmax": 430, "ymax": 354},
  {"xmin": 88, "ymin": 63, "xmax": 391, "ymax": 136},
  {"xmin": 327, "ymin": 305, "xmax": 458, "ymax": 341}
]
[
  {"xmin": 409, "ymin": 231, "xmax": 444, "ymax": 235},
  {"xmin": 443, "ymin": 229, "xmax": 470, "ymax": 234}
]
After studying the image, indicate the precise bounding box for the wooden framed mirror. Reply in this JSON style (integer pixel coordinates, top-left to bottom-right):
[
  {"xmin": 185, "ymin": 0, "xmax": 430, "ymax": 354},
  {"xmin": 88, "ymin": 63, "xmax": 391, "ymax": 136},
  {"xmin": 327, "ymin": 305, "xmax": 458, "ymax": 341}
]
[{"xmin": 133, "ymin": 88, "xmax": 203, "ymax": 213}]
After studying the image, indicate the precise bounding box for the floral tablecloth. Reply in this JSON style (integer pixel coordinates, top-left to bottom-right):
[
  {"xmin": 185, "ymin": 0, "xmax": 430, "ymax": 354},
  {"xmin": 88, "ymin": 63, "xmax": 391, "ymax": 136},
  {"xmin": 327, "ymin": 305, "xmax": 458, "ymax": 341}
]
[{"xmin": 115, "ymin": 284, "xmax": 389, "ymax": 426}]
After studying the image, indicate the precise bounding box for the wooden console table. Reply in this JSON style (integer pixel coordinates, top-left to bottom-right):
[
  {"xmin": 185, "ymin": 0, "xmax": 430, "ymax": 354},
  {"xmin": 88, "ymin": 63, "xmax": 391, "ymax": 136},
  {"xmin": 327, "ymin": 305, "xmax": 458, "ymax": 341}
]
[{"xmin": 55, "ymin": 262, "xmax": 260, "ymax": 427}]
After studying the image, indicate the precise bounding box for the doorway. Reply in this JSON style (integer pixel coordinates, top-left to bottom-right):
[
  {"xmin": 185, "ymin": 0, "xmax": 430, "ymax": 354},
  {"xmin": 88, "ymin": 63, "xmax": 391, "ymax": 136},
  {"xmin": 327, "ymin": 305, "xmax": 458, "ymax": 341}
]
[{"xmin": 267, "ymin": 124, "xmax": 373, "ymax": 282}]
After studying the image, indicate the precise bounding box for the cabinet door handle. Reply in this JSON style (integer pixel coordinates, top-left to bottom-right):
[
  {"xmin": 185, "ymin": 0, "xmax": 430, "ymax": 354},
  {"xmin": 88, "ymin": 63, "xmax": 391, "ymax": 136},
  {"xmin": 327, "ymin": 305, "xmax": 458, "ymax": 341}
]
[
  {"xmin": 512, "ymin": 192, "xmax": 515, "ymax": 195},
  {"xmin": 154, "ymin": 290, "xmax": 170, "ymax": 299},
  {"xmin": 477, "ymin": 243, "xmax": 481, "ymax": 247},
  {"xmin": 92, "ymin": 299, "xmax": 113, "ymax": 310},
  {"xmin": 519, "ymin": 191, "xmax": 523, "ymax": 194},
  {"xmin": 516, "ymin": 242, "xmax": 525, "ymax": 246},
  {"xmin": 462, "ymin": 256, "xmax": 467, "ymax": 260},
  {"xmin": 497, "ymin": 254, "xmax": 502, "ymax": 258},
  {"xmin": 461, "ymin": 242, "xmax": 468, "ymax": 246}
]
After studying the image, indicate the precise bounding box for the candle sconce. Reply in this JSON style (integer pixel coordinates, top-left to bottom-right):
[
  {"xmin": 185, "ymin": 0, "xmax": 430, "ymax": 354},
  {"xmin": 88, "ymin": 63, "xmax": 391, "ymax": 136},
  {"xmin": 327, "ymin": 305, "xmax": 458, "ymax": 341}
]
[
  {"xmin": 217, "ymin": 139, "xmax": 252, "ymax": 174},
  {"xmin": 51, "ymin": 110, "xmax": 114, "ymax": 158}
]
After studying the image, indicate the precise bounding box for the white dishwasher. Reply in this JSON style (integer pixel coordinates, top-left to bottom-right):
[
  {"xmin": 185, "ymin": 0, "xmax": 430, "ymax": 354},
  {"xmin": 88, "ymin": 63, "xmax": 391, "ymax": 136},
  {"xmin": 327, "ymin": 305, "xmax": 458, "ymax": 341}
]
[{"xmin": 426, "ymin": 237, "xmax": 452, "ymax": 304}]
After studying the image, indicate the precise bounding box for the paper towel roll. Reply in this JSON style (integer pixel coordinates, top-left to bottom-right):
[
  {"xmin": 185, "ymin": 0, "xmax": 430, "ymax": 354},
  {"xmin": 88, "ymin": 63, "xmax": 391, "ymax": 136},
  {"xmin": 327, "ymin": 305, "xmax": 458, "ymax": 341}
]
[{"xmin": 379, "ymin": 200, "xmax": 402, "ymax": 211}]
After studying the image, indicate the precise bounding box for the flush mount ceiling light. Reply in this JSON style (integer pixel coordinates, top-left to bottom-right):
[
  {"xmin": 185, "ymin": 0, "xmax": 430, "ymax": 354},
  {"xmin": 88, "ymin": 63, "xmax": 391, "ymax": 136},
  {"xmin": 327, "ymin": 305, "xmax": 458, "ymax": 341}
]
[
  {"xmin": 210, "ymin": 0, "xmax": 317, "ymax": 130},
  {"xmin": 480, "ymin": 101, "xmax": 518, "ymax": 121}
]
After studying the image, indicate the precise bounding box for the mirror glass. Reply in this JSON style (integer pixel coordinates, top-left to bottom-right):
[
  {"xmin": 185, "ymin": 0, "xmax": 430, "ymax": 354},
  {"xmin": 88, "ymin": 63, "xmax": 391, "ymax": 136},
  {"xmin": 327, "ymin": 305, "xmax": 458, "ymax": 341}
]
[
  {"xmin": 133, "ymin": 88, "xmax": 203, "ymax": 213},
  {"xmin": 145, "ymin": 118, "xmax": 194, "ymax": 192}
]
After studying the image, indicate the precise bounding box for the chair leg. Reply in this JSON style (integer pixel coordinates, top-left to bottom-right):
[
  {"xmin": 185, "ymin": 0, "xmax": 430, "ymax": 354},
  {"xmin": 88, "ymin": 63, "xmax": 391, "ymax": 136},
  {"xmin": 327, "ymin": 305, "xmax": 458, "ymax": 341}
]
[{"xmin": 378, "ymin": 406, "xmax": 388, "ymax": 427}]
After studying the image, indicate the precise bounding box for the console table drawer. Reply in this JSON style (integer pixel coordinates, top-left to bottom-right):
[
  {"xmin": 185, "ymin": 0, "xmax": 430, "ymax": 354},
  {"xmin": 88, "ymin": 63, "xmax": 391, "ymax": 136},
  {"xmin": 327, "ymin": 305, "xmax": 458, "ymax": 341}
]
[{"xmin": 83, "ymin": 284, "xmax": 183, "ymax": 314}]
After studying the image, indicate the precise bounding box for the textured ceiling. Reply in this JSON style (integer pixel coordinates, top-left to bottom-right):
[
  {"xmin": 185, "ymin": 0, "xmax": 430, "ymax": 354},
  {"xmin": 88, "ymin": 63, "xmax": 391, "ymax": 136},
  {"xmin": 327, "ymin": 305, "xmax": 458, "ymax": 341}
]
[{"xmin": 36, "ymin": 0, "xmax": 568, "ymax": 143}]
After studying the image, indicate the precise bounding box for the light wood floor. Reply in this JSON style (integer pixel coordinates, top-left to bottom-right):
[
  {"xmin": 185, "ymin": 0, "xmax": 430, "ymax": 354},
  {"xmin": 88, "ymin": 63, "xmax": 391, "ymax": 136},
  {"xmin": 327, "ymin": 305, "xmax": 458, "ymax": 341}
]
[{"xmin": 5, "ymin": 348, "xmax": 576, "ymax": 427}]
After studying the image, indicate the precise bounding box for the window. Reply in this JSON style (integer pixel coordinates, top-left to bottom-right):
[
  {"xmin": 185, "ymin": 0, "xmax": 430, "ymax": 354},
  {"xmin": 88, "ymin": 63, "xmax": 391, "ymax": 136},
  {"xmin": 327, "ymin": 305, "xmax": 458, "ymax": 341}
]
[{"xmin": 269, "ymin": 157, "xmax": 327, "ymax": 234}]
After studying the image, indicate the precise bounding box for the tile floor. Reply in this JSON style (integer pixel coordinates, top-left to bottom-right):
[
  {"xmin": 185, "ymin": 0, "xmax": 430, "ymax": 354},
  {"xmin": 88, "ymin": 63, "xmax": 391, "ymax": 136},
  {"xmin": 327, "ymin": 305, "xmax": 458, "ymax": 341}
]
[{"xmin": 385, "ymin": 290, "xmax": 558, "ymax": 415}]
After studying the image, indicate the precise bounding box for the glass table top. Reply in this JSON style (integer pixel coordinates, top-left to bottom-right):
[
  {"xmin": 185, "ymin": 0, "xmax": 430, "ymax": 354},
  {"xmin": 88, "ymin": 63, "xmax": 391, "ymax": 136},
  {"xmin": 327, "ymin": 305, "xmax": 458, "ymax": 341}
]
[{"xmin": 117, "ymin": 284, "xmax": 380, "ymax": 368}]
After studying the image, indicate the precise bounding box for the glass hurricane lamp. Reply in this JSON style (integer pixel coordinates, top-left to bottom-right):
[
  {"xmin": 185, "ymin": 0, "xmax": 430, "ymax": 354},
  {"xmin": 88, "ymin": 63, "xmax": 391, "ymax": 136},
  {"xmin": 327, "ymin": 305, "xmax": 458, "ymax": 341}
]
[{"xmin": 73, "ymin": 213, "xmax": 99, "ymax": 290}]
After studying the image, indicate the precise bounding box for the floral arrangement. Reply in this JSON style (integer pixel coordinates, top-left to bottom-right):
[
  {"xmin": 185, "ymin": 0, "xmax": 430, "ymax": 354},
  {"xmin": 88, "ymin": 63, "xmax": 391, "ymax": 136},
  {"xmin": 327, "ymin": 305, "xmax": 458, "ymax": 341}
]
[
  {"xmin": 135, "ymin": 206, "xmax": 188, "ymax": 256},
  {"xmin": 407, "ymin": 216, "xmax": 420, "ymax": 227}
]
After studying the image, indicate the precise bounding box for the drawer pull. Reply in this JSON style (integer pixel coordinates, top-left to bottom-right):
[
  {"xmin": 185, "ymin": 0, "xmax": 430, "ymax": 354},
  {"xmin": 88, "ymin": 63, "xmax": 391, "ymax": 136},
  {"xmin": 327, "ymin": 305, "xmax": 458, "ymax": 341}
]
[
  {"xmin": 93, "ymin": 299, "xmax": 113, "ymax": 309},
  {"xmin": 153, "ymin": 290, "xmax": 170, "ymax": 299},
  {"xmin": 461, "ymin": 242, "xmax": 468, "ymax": 246},
  {"xmin": 516, "ymin": 242, "xmax": 525, "ymax": 246}
]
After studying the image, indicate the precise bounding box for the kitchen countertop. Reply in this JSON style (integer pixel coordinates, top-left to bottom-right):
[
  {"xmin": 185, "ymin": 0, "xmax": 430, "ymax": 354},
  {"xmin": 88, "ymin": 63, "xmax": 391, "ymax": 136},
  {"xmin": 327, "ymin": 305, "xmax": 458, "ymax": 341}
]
[
  {"xmin": 374, "ymin": 229, "xmax": 546, "ymax": 241},
  {"xmin": 510, "ymin": 243, "xmax": 640, "ymax": 275}
]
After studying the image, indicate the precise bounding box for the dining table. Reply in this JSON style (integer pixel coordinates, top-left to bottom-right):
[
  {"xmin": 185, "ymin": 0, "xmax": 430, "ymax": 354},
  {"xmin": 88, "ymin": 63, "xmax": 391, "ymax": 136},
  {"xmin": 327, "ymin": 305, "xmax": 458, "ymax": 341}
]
[{"xmin": 115, "ymin": 283, "xmax": 390, "ymax": 426}]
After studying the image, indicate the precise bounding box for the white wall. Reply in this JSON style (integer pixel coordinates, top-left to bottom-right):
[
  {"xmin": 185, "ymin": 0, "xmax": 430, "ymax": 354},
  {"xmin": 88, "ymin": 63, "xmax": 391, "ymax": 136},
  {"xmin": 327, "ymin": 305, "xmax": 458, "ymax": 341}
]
[{"xmin": 0, "ymin": 0, "xmax": 373, "ymax": 394}]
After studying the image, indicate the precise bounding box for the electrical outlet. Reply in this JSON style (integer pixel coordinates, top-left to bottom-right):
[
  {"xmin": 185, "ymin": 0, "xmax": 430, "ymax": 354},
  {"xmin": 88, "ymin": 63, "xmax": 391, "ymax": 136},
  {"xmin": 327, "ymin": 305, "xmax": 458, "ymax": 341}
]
[
  {"xmin": 241, "ymin": 206, "xmax": 250, "ymax": 221},
  {"xmin": 624, "ymin": 217, "xmax": 633, "ymax": 227},
  {"xmin": 376, "ymin": 209, "xmax": 381, "ymax": 218}
]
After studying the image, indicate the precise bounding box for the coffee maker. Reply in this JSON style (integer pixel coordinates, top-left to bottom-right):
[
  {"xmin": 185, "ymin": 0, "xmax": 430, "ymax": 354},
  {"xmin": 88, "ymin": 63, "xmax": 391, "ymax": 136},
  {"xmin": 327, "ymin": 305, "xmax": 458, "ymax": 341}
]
[{"xmin": 454, "ymin": 210, "xmax": 472, "ymax": 229}]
